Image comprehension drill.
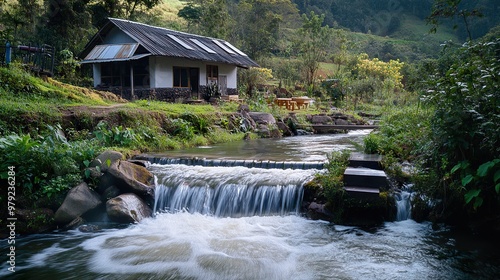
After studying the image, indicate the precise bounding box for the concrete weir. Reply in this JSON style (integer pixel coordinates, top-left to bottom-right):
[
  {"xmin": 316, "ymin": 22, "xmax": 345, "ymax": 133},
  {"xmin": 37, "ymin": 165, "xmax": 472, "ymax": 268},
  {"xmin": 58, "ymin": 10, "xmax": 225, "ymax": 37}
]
[
  {"xmin": 343, "ymin": 153, "xmax": 387, "ymax": 199},
  {"xmin": 134, "ymin": 155, "xmax": 325, "ymax": 170}
]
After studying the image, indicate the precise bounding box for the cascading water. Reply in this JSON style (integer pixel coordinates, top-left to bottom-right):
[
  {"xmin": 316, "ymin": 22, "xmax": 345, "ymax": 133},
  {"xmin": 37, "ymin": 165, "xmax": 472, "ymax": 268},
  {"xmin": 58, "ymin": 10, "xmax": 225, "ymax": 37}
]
[
  {"xmin": 3, "ymin": 132, "xmax": 500, "ymax": 279},
  {"xmin": 150, "ymin": 163, "xmax": 319, "ymax": 217},
  {"xmin": 395, "ymin": 185, "xmax": 413, "ymax": 221}
]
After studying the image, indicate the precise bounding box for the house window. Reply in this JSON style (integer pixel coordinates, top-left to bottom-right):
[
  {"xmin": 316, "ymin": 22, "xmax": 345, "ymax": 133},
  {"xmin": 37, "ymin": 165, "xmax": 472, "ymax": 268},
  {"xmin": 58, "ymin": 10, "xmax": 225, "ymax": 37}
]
[
  {"xmin": 101, "ymin": 63, "xmax": 124, "ymax": 87},
  {"xmin": 132, "ymin": 58, "xmax": 149, "ymax": 87},
  {"xmin": 173, "ymin": 67, "xmax": 190, "ymax": 88},
  {"xmin": 207, "ymin": 65, "xmax": 218, "ymax": 84}
]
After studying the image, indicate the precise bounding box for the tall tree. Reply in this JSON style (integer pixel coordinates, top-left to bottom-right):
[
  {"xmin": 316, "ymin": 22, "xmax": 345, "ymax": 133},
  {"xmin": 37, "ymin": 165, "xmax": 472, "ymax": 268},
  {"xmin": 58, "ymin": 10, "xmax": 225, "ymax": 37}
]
[
  {"xmin": 297, "ymin": 11, "xmax": 331, "ymax": 87},
  {"xmin": 91, "ymin": 0, "xmax": 162, "ymax": 23},
  {"xmin": 41, "ymin": 0, "xmax": 95, "ymax": 53},
  {"xmin": 233, "ymin": 0, "xmax": 298, "ymax": 60},
  {"xmin": 427, "ymin": 0, "xmax": 483, "ymax": 40},
  {"xmin": 178, "ymin": 0, "xmax": 231, "ymax": 39}
]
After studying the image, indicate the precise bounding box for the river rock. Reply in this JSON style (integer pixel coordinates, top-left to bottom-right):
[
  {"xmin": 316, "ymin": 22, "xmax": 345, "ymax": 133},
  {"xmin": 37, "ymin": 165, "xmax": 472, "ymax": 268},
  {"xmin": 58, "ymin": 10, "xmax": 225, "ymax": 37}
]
[
  {"xmin": 311, "ymin": 115, "xmax": 333, "ymax": 124},
  {"xmin": 334, "ymin": 118, "xmax": 349, "ymax": 125},
  {"xmin": 90, "ymin": 150, "xmax": 124, "ymax": 172},
  {"xmin": 248, "ymin": 112, "xmax": 276, "ymax": 125},
  {"xmin": 277, "ymin": 121, "xmax": 292, "ymax": 136},
  {"xmin": 107, "ymin": 160, "xmax": 155, "ymax": 197},
  {"xmin": 127, "ymin": 159, "xmax": 150, "ymax": 168},
  {"xmin": 102, "ymin": 185, "xmax": 122, "ymax": 200},
  {"xmin": 239, "ymin": 111, "xmax": 257, "ymax": 131},
  {"xmin": 106, "ymin": 193, "xmax": 153, "ymax": 223},
  {"xmin": 307, "ymin": 202, "xmax": 334, "ymax": 222},
  {"xmin": 54, "ymin": 182, "xmax": 102, "ymax": 224},
  {"xmin": 238, "ymin": 104, "xmax": 250, "ymax": 112}
]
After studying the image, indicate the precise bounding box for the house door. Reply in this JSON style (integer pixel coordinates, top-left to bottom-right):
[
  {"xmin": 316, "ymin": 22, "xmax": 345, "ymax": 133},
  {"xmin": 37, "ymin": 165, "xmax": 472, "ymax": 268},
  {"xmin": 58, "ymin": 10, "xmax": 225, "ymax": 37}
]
[
  {"xmin": 219, "ymin": 75, "xmax": 227, "ymax": 95},
  {"xmin": 189, "ymin": 68, "xmax": 199, "ymax": 98}
]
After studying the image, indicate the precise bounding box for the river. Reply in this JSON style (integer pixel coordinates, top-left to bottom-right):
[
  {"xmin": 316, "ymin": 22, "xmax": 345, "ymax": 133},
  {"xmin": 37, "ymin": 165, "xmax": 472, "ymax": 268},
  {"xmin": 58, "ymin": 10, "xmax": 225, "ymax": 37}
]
[{"xmin": 1, "ymin": 131, "xmax": 499, "ymax": 279}]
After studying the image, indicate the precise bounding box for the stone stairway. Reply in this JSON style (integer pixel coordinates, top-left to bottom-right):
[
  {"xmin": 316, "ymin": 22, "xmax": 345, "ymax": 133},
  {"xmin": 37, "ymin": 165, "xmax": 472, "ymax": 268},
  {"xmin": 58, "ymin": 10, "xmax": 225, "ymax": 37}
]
[{"xmin": 343, "ymin": 153, "xmax": 387, "ymax": 199}]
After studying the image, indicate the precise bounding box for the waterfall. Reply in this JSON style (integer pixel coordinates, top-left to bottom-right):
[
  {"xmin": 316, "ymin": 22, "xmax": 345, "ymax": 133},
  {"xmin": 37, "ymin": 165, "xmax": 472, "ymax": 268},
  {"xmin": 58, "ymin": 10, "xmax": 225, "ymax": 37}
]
[
  {"xmin": 395, "ymin": 185, "xmax": 413, "ymax": 221},
  {"xmin": 135, "ymin": 155, "xmax": 325, "ymax": 170},
  {"xmin": 150, "ymin": 163, "xmax": 319, "ymax": 218}
]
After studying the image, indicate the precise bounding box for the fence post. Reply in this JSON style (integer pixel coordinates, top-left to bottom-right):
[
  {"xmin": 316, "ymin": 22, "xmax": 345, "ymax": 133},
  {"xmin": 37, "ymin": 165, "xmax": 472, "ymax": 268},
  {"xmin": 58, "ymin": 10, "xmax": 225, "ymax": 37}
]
[{"xmin": 5, "ymin": 42, "xmax": 11, "ymax": 65}]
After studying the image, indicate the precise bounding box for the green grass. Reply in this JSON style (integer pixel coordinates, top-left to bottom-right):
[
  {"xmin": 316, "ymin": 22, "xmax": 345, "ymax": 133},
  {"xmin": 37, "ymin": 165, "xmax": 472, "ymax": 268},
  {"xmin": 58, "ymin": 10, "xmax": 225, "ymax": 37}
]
[
  {"xmin": 128, "ymin": 100, "xmax": 221, "ymax": 117},
  {"xmin": 394, "ymin": 16, "xmax": 457, "ymax": 42}
]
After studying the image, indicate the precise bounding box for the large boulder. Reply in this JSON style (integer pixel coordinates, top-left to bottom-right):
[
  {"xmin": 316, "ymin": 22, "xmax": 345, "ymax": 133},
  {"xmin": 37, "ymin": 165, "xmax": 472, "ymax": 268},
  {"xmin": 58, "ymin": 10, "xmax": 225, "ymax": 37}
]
[
  {"xmin": 107, "ymin": 160, "xmax": 154, "ymax": 197},
  {"xmin": 277, "ymin": 121, "xmax": 292, "ymax": 136},
  {"xmin": 90, "ymin": 150, "xmax": 124, "ymax": 172},
  {"xmin": 248, "ymin": 112, "xmax": 281, "ymax": 138},
  {"xmin": 311, "ymin": 114, "xmax": 333, "ymax": 124},
  {"xmin": 54, "ymin": 182, "xmax": 102, "ymax": 224},
  {"xmin": 106, "ymin": 193, "xmax": 153, "ymax": 223},
  {"xmin": 248, "ymin": 112, "xmax": 276, "ymax": 126},
  {"xmin": 334, "ymin": 118, "xmax": 349, "ymax": 125}
]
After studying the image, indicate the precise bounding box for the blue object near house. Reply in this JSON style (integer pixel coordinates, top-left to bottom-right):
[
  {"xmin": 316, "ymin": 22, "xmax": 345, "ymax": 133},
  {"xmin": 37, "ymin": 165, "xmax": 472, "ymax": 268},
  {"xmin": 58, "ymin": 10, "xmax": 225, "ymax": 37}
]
[{"xmin": 5, "ymin": 42, "xmax": 11, "ymax": 65}]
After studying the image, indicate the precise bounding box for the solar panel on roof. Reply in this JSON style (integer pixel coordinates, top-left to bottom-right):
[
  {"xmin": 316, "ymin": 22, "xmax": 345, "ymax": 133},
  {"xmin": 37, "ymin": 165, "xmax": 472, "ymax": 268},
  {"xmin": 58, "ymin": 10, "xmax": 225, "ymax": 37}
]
[
  {"xmin": 212, "ymin": 40, "xmax": 235, "ymax": 55},
  {"xmin": 224, "ymin": 42, "xmax": 247, "ymax": 56},
  {"xmin": 190, "ymin": 39, "xmax": 216, "ymax": 54},
  {"xmin": 167, "ymin": 34, "xmax": 194, "ymax": 50}
]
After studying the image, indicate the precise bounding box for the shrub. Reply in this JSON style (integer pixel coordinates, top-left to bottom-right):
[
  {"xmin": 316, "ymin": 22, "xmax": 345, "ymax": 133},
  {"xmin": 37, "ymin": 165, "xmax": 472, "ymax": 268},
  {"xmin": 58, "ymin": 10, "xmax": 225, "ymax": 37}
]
[
  {"xmin": 0, "ymin": 125, "xmax": 100, "ymax": 205},
  {"xmin": 422, "ymin": 38, "xmax": 500, "ymax": 212},
  {"xmin": 93, "ymin": 121, "xmax": 140, "ymax": 147},
  {"xmin": 364, "ymin": 132, "xmax": 381, "ymax": 154}
]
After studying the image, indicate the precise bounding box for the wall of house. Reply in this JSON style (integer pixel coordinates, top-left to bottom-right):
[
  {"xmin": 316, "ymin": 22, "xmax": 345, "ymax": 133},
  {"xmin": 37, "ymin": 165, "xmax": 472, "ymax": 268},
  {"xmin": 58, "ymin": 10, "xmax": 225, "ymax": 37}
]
[
  {"xmin": 93, "ymin": 64, "xmax": 101, "ymax": 87},
  {"xmin": 219, "ymin": 64, "xmax": 237, "ymax": 89},
  {"xmin": 103, "ymin": 28, "xmax": 136, "ymax": 44},
  {"xmin": 150, "ymin": 56, "xmax": 238, "ymax": 91}
]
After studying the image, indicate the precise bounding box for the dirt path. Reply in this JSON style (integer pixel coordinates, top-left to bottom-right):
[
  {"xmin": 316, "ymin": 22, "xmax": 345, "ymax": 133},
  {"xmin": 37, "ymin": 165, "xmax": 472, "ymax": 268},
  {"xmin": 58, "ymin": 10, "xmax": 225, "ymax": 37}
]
[{"xmin": 59, "ymin": 103, "xmax": 130, "ymax": 117}]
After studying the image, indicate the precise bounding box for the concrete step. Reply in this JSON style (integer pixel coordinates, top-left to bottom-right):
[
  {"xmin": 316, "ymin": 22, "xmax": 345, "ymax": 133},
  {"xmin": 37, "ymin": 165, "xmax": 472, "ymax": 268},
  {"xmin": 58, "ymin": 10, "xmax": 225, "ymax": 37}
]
[
  {"xmin": 343, "ymin": 167, "xmax": 388, "ymax": 189},
  {"xmin": 349, "ymin": 152, "xmax": 383, "ymax": 170},
  {"xmin": 344, "ymin": 186, "xmax": 380, "ymax": 200}
]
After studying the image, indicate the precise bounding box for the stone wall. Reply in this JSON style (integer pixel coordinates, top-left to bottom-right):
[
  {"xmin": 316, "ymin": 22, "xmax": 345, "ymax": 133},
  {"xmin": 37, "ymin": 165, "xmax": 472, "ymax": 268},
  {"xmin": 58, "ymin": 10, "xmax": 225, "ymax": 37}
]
[{"xmin": 100, "ymin": 86, "xmax": 238, "ymax": 102}]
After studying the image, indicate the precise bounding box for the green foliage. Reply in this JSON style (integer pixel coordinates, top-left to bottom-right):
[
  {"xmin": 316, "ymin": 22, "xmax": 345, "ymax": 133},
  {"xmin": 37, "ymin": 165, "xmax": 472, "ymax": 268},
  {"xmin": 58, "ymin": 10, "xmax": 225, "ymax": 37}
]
[
  {"xmin": 426, "ymin": 0, "xmax": 483, "ymax": 40},
  {"xmin": 93, "ymin": 121, "xmax": 140, "ymax": 147},
  {"xmin": 178, "ymin": 0, "xmax": 231, "ymax": 39},
  {"xmin": 321, "ymin": 79, "xmax": 345, "ymax": 106},
  {"xmin": 364, "ymin": 133, "xmax": 381, "ymax": 154},
  {"xmin": 234, "ymin": 0, "xmax": 299, "ymax": 59},
  {"xmin": 238, "ymin": 67, "xmax": 273, "ymax": 97},
  {"xmin": 420, "ymin": 38, "xmax": 500, "ymax": 212},
  {"xmin": 297, "ymin": 11, "xmax": 332, "ymax": 87},
  {"xmin": 180, "ymin": 112, "xmax": 211, "ymax": 134},
  {"xmin": 315, "ymin": 150, "xmax": 350, "ymax": 204},
  {"xmin": 170, "ymin": 118, "xmax": 196, "ymax": 140},
  {"xmin": 56, "ymin": 49, "xmax": 83, "ymax": 85},
  {"xmin": 203, "ymin": 82, "xmax": 221, "ymax": 102},
  {"xmin": 0, "ymin": 124, "xmax": 100, "ymax": 205},
  {"xmin": 377, "ymin": 106, "xmax": 431, "ymax": 161},
  {"xmin": 450, "ymin": 159, "xmax": 500, "ymax": 209}
]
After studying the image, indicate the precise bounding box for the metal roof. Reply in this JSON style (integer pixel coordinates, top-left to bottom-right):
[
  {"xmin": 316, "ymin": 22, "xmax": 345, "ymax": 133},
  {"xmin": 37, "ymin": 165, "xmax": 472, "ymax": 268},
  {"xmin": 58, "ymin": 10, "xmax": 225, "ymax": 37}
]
[
  {"xmin": 84, "ymin": 43, "xmax": 138, "ymax": 61},
  {"xmin": 80, "ymin": 18, "xmax": 259, "ymax": 68},
  {"xmin": 80, "ymin": 53, "xmax": 150, "ymax": 64}
]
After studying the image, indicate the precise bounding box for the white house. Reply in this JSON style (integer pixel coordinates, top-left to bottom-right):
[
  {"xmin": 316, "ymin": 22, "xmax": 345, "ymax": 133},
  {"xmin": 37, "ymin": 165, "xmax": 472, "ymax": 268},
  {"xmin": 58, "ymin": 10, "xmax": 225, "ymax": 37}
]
[{"xmin": 80, "ymin": 18, "xmax": 259, "ymax": 101}]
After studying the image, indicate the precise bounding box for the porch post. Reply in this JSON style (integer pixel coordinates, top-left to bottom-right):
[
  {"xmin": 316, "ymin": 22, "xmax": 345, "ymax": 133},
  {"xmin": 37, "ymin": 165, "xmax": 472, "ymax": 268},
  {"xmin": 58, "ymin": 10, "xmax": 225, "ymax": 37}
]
[{"xmin": 130, "ymin": 64, "xmax": 134, "ymax": 99}]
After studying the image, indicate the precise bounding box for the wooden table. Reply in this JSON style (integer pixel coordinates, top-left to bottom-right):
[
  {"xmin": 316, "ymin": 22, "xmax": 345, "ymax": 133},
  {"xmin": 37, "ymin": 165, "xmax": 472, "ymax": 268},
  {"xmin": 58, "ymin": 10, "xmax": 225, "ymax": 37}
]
[
  {"xmin": 275, "ymin": 98, "xmax": 297, "ymax": 110},
  {"xmin": 275, "ymin": 98, "xmax": 291, "ymax": 107},
  {"xmin": 292, "ymin": 97, "xmax": 311, "ymax": 109}
]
